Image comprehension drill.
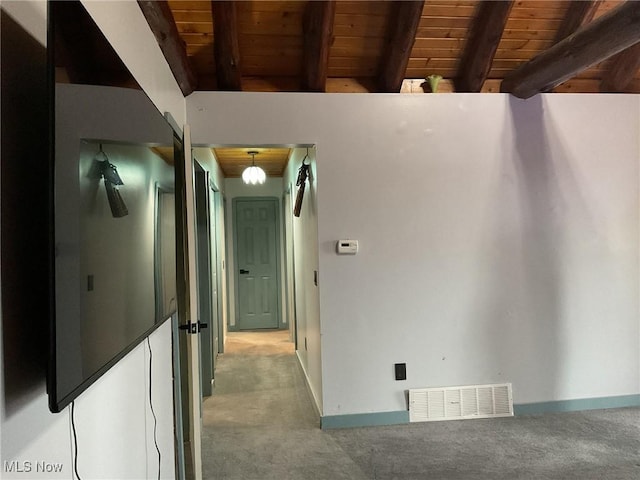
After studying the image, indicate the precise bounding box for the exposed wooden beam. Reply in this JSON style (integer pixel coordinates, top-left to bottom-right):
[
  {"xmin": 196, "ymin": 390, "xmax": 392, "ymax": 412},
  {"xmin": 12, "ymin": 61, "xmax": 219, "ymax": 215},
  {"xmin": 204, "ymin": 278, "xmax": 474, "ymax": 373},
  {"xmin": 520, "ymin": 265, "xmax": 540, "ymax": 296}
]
[
  {"xmin": 501, "ymin": 1, "xmax": 640, "ymax": 99},
  {"xmin": 239, "ymin": 77, "xmax": 637, "ymax": 94},
  {"xmin": 601, "ymin": 42, "xmax": 640, "ymax": 92},
  {"xmin": 138, "ymin": 0, "xmax": 197, "ymax": 96},
  {"xmin": 211, "ymin": 1, "xmax": 242, "ymax": 91},
  {"xmin": 553, "ymin": 0, "xmax": 601, "ymax": 44},
  {"xmin": 454, "ymin": 1, "xmax": 513, "ymax": 93},
  {"xmin": 378, "ymin": 1, "xmax": 424, "ymax": 92},
  {"xmin": 302, "ymin": 1, "xmax": 336, "ymax": 92}
]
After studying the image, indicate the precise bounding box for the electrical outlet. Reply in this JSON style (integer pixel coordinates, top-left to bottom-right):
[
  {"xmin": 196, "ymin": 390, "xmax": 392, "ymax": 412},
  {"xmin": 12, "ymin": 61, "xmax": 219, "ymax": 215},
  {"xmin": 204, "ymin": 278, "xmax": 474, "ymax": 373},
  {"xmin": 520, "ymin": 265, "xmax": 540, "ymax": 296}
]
[{"xmin": 394, "ymin": 363, "xmax": 406, "ymax": 381}]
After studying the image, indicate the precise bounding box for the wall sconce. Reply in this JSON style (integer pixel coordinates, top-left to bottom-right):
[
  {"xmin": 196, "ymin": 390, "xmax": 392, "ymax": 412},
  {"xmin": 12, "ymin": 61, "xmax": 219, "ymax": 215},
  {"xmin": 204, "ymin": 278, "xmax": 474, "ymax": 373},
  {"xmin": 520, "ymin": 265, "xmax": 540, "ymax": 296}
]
[
  {"xmin": 242, "ymin": 150, "xmax": 266, "ymax": 185},
  {"xmin": 90, "ymin": 144, "xmax": 128, "ymax": 217}
]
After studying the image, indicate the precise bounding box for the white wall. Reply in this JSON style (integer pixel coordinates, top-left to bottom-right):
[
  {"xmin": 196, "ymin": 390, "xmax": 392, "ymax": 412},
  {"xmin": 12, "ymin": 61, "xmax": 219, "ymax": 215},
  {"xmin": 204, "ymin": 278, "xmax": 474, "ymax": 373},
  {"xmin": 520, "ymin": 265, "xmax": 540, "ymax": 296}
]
[
  {"xmin": 283, "ymin": 148, "xmax": 323, "ymax": 412},
  {"xmin": 1, "ymin": 1, "xmax": 181, "ymax": 477},
  {"xmin": 2, "ymin": 322, "xmax": 175, "ymax": 480},
  {"xmin": 188, "ymin": 92, "xmax": 640, "ymax": 417}
]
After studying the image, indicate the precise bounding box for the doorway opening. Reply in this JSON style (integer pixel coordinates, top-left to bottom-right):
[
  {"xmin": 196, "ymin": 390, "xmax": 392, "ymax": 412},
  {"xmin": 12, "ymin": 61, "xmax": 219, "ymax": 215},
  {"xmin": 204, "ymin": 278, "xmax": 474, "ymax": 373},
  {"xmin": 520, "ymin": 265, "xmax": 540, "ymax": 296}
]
[
  {"xmin": 176, "ymin": 144, "xmax": 322, "ymax": 478},
  {"xmin": 232, "ymin": 196, "xmax": 282, "ymax": 331}
]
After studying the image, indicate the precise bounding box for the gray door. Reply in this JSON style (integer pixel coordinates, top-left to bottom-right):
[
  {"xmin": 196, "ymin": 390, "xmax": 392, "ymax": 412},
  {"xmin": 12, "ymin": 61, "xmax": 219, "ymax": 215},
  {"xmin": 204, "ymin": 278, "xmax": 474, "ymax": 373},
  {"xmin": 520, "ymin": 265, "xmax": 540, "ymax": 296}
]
[
  {"xmin": 208, "ymin": 182, "xmax": 221, "ymax": 361},
  {"xmin": 194, "ymin": 163, "xmax": 217, "ymax": 397},
  {"xmin": 214, "ymin": 190, "xmax": 225, "ymax": 354},
  {"xmin": 234, "ymin": 198, "xmax": 280, "ymax": 330},
  {"xmin": 283, "ymin": 187, "xmax": 297, "ymax": 348}
]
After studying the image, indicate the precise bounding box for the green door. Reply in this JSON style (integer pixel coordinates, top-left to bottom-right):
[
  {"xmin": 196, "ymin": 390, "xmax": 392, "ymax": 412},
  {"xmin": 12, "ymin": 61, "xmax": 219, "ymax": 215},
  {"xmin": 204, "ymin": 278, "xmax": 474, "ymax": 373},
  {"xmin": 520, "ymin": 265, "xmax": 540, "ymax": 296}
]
[
  {"xmin": 208, "ymin": 184, "xmax": 221, "ymax": 361},
  {"xmin": 234, "ymin": 198, "xmax": 280, "ymax": 330},
  {"xmin": 194, "ymin": 163, "xmax": 216, "ymax": 397}
]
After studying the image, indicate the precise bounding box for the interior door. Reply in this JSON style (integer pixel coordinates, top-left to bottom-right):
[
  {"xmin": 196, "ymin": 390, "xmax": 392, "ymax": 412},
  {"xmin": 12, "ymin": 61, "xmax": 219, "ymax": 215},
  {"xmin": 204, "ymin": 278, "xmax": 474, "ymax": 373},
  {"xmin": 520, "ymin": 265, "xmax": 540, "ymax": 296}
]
[
  {"xmin": 215, "ymin": 191, "xmax": 226, "ymax": 354},
  {"xmin": 283, "ymin": 187, "xmax": 297, "ymax": 347},
  {"xmin": 194, "ymin": 163, "xmax": 215, "ymax": 398},
  {"xmin": 209, "ymin": 183, "xmax": 221, "ymax": 359},
  {"xmin": 234, "ymin": 198, "xmax": 280, "ymax": 330},
  {"xmin": 175, "ymin": 125, "xmax": 202, "ymax": 479}
]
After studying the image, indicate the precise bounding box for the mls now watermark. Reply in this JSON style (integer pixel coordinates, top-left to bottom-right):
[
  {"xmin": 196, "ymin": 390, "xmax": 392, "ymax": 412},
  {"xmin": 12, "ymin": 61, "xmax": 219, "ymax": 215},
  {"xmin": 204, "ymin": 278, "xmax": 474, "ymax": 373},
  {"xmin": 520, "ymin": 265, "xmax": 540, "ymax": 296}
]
[{"xmin": 4, "ymin": 460, "xmax": 64, "ymax": 474}]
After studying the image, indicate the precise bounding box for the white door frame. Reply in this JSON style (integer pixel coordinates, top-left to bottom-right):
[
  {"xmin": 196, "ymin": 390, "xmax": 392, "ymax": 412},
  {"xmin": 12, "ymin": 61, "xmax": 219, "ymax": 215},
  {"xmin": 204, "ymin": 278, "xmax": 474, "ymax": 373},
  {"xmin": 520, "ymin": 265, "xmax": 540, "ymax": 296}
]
[{"xmin": 180, "ymin": 125, "xmax": 203, "ymax": 479}]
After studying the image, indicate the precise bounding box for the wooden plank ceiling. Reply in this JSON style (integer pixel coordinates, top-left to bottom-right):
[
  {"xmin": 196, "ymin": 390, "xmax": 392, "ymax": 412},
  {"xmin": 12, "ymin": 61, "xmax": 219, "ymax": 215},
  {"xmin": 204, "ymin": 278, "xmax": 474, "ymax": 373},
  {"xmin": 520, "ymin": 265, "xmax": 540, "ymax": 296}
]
[
  {"xmin": 213, "ymin": 147, "xmax": 291, "ymax": 177},
  {"xmin": 137, "ymin": 0, "xmax": 640, "ymax": 176},
  {"xmin": 144, "ymin": 0, "xmax": 640, "ymax": 96}
]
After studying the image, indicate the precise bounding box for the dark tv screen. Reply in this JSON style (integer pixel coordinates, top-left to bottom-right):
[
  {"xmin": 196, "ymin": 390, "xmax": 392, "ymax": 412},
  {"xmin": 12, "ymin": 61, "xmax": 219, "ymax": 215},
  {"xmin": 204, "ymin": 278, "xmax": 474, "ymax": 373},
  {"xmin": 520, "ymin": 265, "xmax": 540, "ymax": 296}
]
[{"xmin": 48, "ymin": 1, "xmax": 178, "ymax": 412}]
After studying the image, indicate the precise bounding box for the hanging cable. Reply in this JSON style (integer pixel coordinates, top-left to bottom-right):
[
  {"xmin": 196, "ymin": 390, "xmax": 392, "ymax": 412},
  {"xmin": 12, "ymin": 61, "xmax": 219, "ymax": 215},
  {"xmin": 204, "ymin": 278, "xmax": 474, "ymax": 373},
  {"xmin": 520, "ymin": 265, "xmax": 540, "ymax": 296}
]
[
  {"xmin": 147, "ymin": 337, "xmax": 161, "ymax": 480},
  {"xmin": 70, "ymin": 401, "xmax": 83, "ymax": 480}
]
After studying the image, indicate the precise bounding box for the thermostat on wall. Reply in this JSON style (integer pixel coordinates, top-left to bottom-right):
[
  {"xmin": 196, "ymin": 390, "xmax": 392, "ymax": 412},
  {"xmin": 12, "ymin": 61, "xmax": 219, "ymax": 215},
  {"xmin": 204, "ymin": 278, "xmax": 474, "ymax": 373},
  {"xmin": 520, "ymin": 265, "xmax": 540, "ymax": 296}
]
[{"xmin": 337, "ymin": 239, "xmax": 358, "ymax": 255}]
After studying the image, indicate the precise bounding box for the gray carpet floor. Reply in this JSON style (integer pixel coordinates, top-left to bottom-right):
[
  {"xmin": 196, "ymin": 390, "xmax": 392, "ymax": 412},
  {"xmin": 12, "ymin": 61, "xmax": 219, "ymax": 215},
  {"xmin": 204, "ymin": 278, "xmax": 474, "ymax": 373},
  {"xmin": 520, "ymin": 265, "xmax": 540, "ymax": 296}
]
[{"xmin": 201, "ymin": 331, "xmax": 640, "ymax": 480}]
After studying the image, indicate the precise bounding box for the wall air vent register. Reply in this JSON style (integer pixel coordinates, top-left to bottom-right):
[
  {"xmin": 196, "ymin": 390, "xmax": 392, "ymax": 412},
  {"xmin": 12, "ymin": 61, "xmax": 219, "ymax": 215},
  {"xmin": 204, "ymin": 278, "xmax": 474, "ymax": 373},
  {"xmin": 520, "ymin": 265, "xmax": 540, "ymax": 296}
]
[{"xmin": 409, "ymin": 383, "xmax": 513, "ymax": 422}]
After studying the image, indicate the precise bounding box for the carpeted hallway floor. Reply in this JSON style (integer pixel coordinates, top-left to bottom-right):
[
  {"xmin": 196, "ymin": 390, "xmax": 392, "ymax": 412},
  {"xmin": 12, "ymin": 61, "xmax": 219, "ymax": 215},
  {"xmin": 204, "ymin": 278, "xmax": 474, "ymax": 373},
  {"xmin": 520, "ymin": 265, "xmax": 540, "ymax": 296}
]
[{"xmin": 201, "ymin": 330, "xmax": 640, "ymax": 480}]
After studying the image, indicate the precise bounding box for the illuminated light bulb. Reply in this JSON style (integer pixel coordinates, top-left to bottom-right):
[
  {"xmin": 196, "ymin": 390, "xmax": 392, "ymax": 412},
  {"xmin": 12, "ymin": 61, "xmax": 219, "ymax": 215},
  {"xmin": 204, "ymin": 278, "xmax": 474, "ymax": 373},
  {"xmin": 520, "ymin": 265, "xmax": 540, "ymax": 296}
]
[{"xmin": 242, "ymin": 151, "xmax": 266, "ymax": 185}]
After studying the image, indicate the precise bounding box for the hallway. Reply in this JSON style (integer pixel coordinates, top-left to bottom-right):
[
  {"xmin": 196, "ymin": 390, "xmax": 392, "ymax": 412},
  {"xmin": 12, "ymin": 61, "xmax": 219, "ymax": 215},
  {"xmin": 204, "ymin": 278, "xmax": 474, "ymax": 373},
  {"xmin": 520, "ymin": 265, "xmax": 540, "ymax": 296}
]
[
  {"xmin": 201, "ymin": 330, "xmax": 366, "ymax": 479},
  {"xmin": 200, "ymin": 331, "xmax": 640, "ymax": 480}
]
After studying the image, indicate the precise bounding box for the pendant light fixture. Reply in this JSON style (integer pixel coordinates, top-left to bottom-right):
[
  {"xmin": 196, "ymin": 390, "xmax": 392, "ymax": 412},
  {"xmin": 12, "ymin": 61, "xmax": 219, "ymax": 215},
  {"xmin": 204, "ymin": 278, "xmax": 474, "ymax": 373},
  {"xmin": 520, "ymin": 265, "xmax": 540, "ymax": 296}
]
[{"xmin": 242, "ymin": 150, "xmax": 266, "ymax": 185}]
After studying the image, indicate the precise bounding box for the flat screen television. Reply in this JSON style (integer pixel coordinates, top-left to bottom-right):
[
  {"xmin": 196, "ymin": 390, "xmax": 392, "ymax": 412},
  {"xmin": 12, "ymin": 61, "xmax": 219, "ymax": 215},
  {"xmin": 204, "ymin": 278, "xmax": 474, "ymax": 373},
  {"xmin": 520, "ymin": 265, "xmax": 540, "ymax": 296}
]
[{"xmin": 48, "ymin": 1, "xmax": 179, "ymax": 413}]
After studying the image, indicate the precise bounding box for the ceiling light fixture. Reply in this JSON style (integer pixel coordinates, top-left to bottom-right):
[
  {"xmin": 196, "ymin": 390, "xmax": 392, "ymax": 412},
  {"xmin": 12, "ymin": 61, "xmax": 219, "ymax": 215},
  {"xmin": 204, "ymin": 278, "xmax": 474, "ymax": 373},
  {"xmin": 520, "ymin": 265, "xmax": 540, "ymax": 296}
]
[{"xmin": 242, "ymin": 150, "xmax": 266, "ymax": 185}]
